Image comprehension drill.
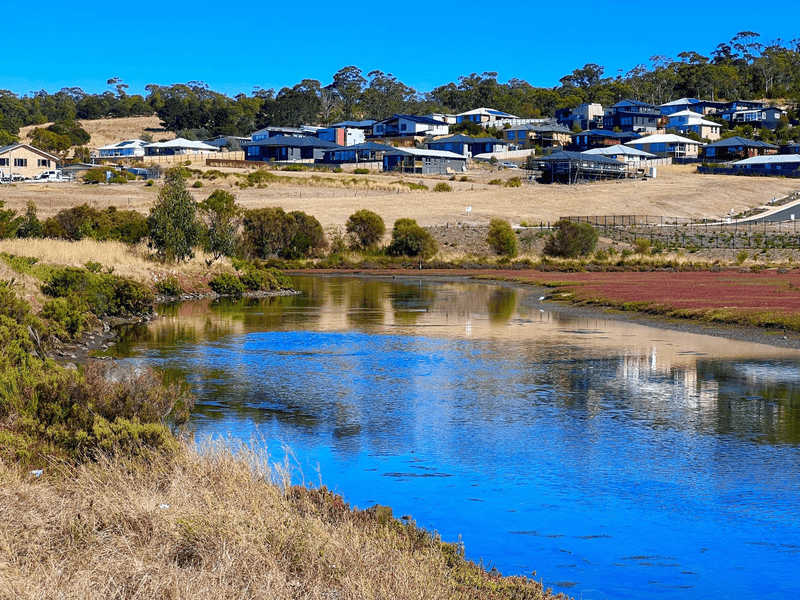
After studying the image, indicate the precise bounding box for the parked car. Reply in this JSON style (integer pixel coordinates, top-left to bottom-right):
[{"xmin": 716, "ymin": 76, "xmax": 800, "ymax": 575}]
[
  {"xmin": 34, "ymin": 169, "xmax": 66, "ymax": 181},
  {"xmin": 0, "ymin": 170, "xmax": 24, "ymax": 182},
  {"xmin": 500, "ymin": 161, "xmax": 520, "ymax": 169}
]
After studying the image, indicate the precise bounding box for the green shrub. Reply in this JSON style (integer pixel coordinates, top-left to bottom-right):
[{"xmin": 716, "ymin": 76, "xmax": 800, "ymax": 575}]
[
  {"xmin": 41, "ymin": 297, "xmax": 87, "ymax": 340},
  {"xmin": 145, "ymin": 179, "xmax": 155, "ymax": 186},
  {"xmin": 346, "ymin": 209, "xmax": 385, "ymax": 249},
  {"xmin": 387, "ymin": 218, "xmax": 438, "ymax": 259},
  {"xmin": 208, "ymin": 273, "xmax": 245, "ymax": 296},
  {"xmin": 434, "ymin": 182, "xmax": 452, "ymax": 192},
  {"xmin": 85, "ymin": 261, "xmax": 103, "ymax": 273},
  {"xmin": 241, "ymin": 207, "xmax": 297, "ymax": 259},
  {"xmin": 353, "ymin": 168, "xmax": 369, "ymax": 174},
  {"xmin": 155, "ymin": 277, "xmax": 183, "ymax": 297},
  {"xmin": 16, "ymin": 202, "xmax": 43, "ymax": 239},
  {"xmin": 489, "ymin": 179, "xmax": 503, "ymax": 185},
  {"xmin": 333, "ymin": 167, "xmax": 343, "ymax": 173},
  {"xmin": 192, "ymin": 180, "xmax": 203, "ymax": 188},
  {"xmin": 634, "ymin": 238, "xmax": 651, "ymax": 255},
  {"xmin": 487, "ymin": 219, "xmax": 517, "ymax": 257},
  {"xmin": 505, "ymin": 177, "xmax": 522, "ymax": 188},
  {"xmin": 285, "ymin": 211, "xmax": 327, "ymax": 258},
  {"xmin": 543, "ymin": 220, "xmax": 599, "ymax": 258},
  {"xmin": 43, "ymin": 268, "xmax": 154, "ymax": 317},
  {"xmin": 281, "ymin": 164, "xmax": 308, "ymax": 172}
]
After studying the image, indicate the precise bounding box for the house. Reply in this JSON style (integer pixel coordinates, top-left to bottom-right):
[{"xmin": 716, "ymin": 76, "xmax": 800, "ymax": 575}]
[
  {"xmin": 243, "ymin": 136, "xmax": 341, "ymax": 162},
  {"xmin": 330, "ymin": 120, "xmax": 376, "ymax": 132},
  {"xmin": 555, "ymin": 103, "xmax": 604, "ymax": 130},
  {"xmin": 0, "ymin": 143, "xmax": 60, "ymax": 180},
  {"xmin": 143, "ymin": 138, "xmax": 219, "ymax": 156},
  {"xmin": 250, "ymin": 126, "xmax": 317, "ymax": 141},
  {"xmin": 731, "ymin": 154, "xmax": 800, "ymax": 177},
  {"xmin": 624, "ymin": 133, "xmax": 703, "ymax": 159},
  {"xmin": 660, "ymin": 98, "xmax": 726, "ymax": 116},
  {"xmin": 97, "ymin": 139, "xmax": 148, "ymax": 158},
  {"xmin": 571, "ymin": 130, "xmax": 641, "ymax": 152},
  {"xmin": 506, "ymin": 124, "xmax": 573, "ymax": 150},
  {"xmin": 603, "ymin": 99, "xmax": 661, "ymax": 132},
  {"xmin": 784, "ymin": 143, "xmax": 800, "ymax": 155},
  {"xmin": 665, "ymin": 110, "xmax": 721, "ymax": 141},
  {"xmin": 321, "ymin": 142, "xmax": 396, "ymax": 166},
  {"xmin": 372, "ymin": 115, "xmax": 449, "ymax": 138},
  {"xmin": 204, "ymin": 135, "xmax": 251, "ymax": 149},
  {"xmin": 702, "ymin": 136, "xmax": 779, "ymax": 161},
  {"xmin": 317, "ymin": 126, "xmax": 366, "ymax": 147},
  {"xmin": 455, "ymin": 108, "xmax": 518, "ymax": 125},
  {"xmin": 582, "ymin": 144, "xmax": 656, "ymax": 164},
  {"xmin": 718, "ymin": 105, "xmax": 786, "ymax": 130},
  {"xmin": 533, "ymin": 150, "xmax": 626, "ymax": 184},
  {"xmin": 382, "ymin": 148, "xmax": 466, "ymax": 175},
  {"xmin": 424, "ymin": 134, "xmax": 507, "ymax": 157}
]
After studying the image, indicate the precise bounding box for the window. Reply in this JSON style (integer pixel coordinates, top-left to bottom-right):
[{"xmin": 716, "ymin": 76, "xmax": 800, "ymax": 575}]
[
  {"xmin": 507, "ymin": 131, "xmax": 515, "ymax": 140},
  {"xmin": 38, "ymin": 159, "xmax": 50, "ymax": 167},
  {"xmin": 247, "ymin": 146, "xmax": 258, "ymax": 156},
  {"xmin": 14, "ymin": 158, "xmax": 27, "ymax": 167},
  {"xmin": 0, "ymin": 158, "xmax": 7, "ymax": 166},
  {"xmin": 400, "ymin": 123, "xmax": 407, "ymax": 131}
]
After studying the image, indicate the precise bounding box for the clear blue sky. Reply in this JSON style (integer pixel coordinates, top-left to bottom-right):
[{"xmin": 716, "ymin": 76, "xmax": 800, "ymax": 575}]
[{"xmin": 3, "ymin": 1, "xmax": 798, "ymax": 98}]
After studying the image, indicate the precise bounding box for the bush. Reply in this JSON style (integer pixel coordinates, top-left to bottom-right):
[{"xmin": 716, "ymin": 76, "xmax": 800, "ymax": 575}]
[
  {"xmin": 286, "ymin": 211, "xmax": 327, "ymax": 258},
  {"xmin": 41, "ymin": 297, "xmax": 87, "ymax": 340},
  {"xmin": 43, "ymin": 268, "xmax": 154, "ymax": 317},
  {"xmin": 489, "ymin": 179, "xmax": 503, "ymax": 185},
  {"xmin": 505, "ymin": 177, "xmax": 522, "ymax": 187},
  {"xmin": 42, "ymin": 204, "xmax": 147, "ymax": 244},
  {"xmin": 543, "ymin": 220, "xmax": 599, "ymax": 258},
  {"xmin": 634, "ymin": 238, "xmax": 651, "ymax": 255},
  {"xmin": 192, "ymin": 180, "xmax": 203, "ymax": 188},
  {"xmin": 281, "ymin": 164, "xmax": 308, "ymax": 171},
  {"xmin": 487, "ymin": 219, "xmax": 517, "ymax": 257},
  {"xmin": 353, "ymin": 168, "xmax": 370, "ymax": 174},
  {"xmin": 433, "ymin": 182, "xmax": 452, "ymax": 192},
  {"xmin": 155, "ymin": 277, "xmax": 183, "ymax": 297},
  {"xmin": 208, "ymin": 273, "xmax": 245, "ymax": 296},
  {"xmin": 241, "ymin": 207, "xmax": 297, "ymax": 259},
  {"xmin": 16, "ymin": 201, "xmax": 43, "ymax": 239},
  {"xmin": 387, "ymin": 218, "xmax": 438, "ymax": 259},
  {"xmin": 346, "ymin": 209, "xmax": 385, "ymax": 249},
  {"xmin": 145, "ymin": 179, "xmax": 155, "ymax": 186}
]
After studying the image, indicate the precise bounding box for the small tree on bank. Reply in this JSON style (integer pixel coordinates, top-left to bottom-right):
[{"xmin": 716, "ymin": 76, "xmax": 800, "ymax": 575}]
[
  {"xmin": 487, "ymin": 218, "xmax": 517, "ymax": 257},
  {"xmin": 147, "ymin": 167, "xmax": 201, "ymax": 262},
  {"xmin": 346, "ymin": 209, "xmax": 385, "ymax": 250},
  {"xmin": 543, "ymin": 219, "xmax": 598, "ymax": 258},
  {"xmin": 198, "ymin": 190, "xmax": 241, "ymax": 263},
  {"xmin": 387, "ymin": 218, "xmax": 438, "ymax": 259}
]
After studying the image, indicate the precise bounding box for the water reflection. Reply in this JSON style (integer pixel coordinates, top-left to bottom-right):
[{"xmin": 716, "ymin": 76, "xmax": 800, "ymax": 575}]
[{"xmin": 106, "ymin": 275, "xmax": 800, "ymax": 600}]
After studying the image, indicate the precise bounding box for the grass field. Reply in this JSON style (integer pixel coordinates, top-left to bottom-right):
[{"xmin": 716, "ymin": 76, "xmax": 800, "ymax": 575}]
[{"xmin": 19, "ymin": 115, "xmax": 175, "ymax": 150}]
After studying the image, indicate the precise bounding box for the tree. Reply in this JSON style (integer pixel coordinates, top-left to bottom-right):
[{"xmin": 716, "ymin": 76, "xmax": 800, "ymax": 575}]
[
  {"xmin": 197, "ymin": 190, "xmax": 241, "ymax": 263},
  {"xmin": 287, "ymin": 211, "xmax": 327, "ymax": 258},
  {"xmin": 487, "ymin": 219, "xmax": 517, "ymax": 257},
  {"xmin": 241, "ymin": 207, "xmax": 297, "ymax": 258},
  {"xmin": 29, "ymin": 128, "xmax": 70, "ymax": 155},
  {"xmin": 16, "ymin": 201, "xmax": 43, "ymax": 239},
  {"xmin": 387, "ymin": 218, "xmax": 437, "ymax": 259},
  {"xmin": 0, "ymin": 201, "xmax": 21, "ymax": 239},
  {"xmin": 543, "ymin": 220, "xmax": 598, "ymax": 258},
  {"xmin": 147, "ymin": 168, "xmax": 201, "ymax": 262},
  {"xmin": 331, "ymin": 66, "xmax": 366, "ymax": 120},
  {"xmin": 346, "ymin": 209, "xmax": 385, "ymax": 249}
]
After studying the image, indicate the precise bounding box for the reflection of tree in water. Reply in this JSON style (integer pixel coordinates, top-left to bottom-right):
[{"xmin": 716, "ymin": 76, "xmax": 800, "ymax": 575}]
[
  {"xmin": 347, "ymin": 280, "xmax": 385, "ymax": 327},
  {"xmin": 487, "ymin": 288, "xmax": 517, "ymax": 323},
  {"xmin": 698, "ymin": 361, "xmax": 800, "ymax": 445},
  {"xmin": 392, "ymin": 282, "xmax": 438, "ymax": 324}
]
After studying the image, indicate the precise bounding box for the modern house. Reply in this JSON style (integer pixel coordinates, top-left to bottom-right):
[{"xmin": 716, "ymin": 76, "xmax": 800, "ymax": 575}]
[
  {"xmin": 533, "ymin": 150, "xmax": 626, "ymax": 184},
  {"xmin": 603, "ymin": 99, "xmax": 661, "ymax": 132},
  {"xmin": 250, "ymin": 126, "xmax": 317, "ymax": 141},
  {"xmin": 0, "ymin": 143, "xmax": 60, "ymax": 180},
  {"xmin": 455, "ymin": 108, "xmax": 518, "ymax": 125},
  {"xmin": 372, "ymin": 115, "xmax": 449, "ymax": 138},
  {"xmin": 321, "ymin": 142, "xmax": 396, "ymax": 166},
  {"xmin": 571, "ymin": 130, "xmax": 641, "ymax": 152},
  {"xmin": 582, "ymin": 144, "xmax": 656, "ymax": 164},
  {"xmin": 243, "ymin": 136, "xmax": 341, "ymax": 162},
  {"xmin": 97, "ymin": 139, "xmax": 148, "ymax": 158},
  {"xmin": 660, "ymin": 98, "xmax": 725, "ymax": 116},
  {"xmin": 317, "ymin": 126, "xmax": 366, "ymax": 147},
  {"xmin": 506, "ymin": 124, "xmax": 573, "ymax": 150},
  {"xmin": 701, "ymin": 136, "xmax": 779, "ymax": 161},
  {"xmin": 424, "ymin": 134, "xmax": 507, "ymax": 157},
  {"xmin": 731, "ymin": 154, "xmax": 800, "ymax": 177},
  {"xmin": 143, "ymin": 138, "xmax": 219, "ymax": 156},
  {"xmin": 624, "ymin": 133, "xmax": 703, "ymax": 159},
  {"xmin": 665, "ymin": 110, "xmax": 722, "ymax": 141},
  {"xmin": 718, "ymin": 106, "xmax": 786, "ymax": 130},
  {"xmin": 555, "ymin": 103, "xmax": 604, "ymax": 130},
  {"xmin": 382, "ymin": 148, "xmax": 466, "ymax": 175}
]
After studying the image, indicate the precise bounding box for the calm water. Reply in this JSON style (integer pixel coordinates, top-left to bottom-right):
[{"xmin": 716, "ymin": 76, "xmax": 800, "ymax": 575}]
[{"xmin": 108, "ymin": 275, "xmax": 800, "ymax": 599}]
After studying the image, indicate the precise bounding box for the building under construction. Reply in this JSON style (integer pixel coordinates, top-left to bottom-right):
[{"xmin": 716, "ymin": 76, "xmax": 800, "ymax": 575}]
[{"xmin": 530, "ymin": 150, "xmax": 626, "ymax": 184}]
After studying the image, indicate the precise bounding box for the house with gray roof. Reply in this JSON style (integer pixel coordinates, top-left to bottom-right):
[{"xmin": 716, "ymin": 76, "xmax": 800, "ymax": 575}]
[
  {"xmin": 243, "ymin": 136, "xmax": 341, "ymax": 162},
  {"xmin": 372, "ymin": 115, "xmax": 449, "ymax": 138},
  {"xmin": 731, "ymin": 154, "xmax": 800, "ymax": 177},
  {"xmin": 143, "ymin": 138, "xmax": 219, "ymax": 156},
  {"xmin": 506, "ymin": 124, "xmax": 573, "ymax": 150},
  {"xmin": 533, "ymin": 150, "xmax": 626, "ymax": 184},
  {"xmin": 321, "ymin": 142, "xmax": 396, "ymax": 166},
  {"xmin": 383, "ymin": 148, "xmax": 466, "ymax": 175},
  {"xmin": 702, "ymin": 136, "xmax": 779, "ymax": 161},
  {"xmin": 424, "ymin": 134, "xmax": 507, "ymax": 157}
]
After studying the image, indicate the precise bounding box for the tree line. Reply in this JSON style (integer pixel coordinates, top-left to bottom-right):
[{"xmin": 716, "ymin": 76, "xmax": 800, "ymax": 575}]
[{"xmin": 2, "ymin": 32, "xmax": 799, "ymax": 146}]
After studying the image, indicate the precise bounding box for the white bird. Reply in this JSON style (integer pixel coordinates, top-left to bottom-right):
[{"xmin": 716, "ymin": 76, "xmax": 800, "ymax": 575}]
[{"xmin": 539, "ymin": 296, "xmax": 546, "ymax": 301}]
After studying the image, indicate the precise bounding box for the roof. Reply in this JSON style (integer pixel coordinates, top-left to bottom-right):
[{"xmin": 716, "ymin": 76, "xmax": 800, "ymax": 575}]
[
  {"xmin": 536, "ymin": 150, "xmax": 624, "ymax": 165},
  {"xmin": 325, "ymin": 142, "xmax": 396, "ymax": 153},
  {"xmin": 660, "ymin": 98, "xmax": 700, "ymax": 107},
  {"xmin": 384, "ymin": 148, "xmax": 466, "ymax": 160},
  {"xmin": 97, "ymin": 139, "xmax": 148, "ymax": 151},
  {"xmin": 732, "ymin": 155, "xmax": 800, "ymax": 166},
  {"xmin": 330, "ymin": 120, "xmax": 377, "ymax": 128},
  {"xmin": 245, "ymin": 136, "xmax": 342, "ymax": 149},
  {"xmin": 578, "ymin": 130, "xmax": 642, "ymax": 141},
  {"xmin": 251, "ymin": 126, "xmax": 307, "ymax": 136},
  {"xmin": 625, "ymin": 134, "xmax": 702, "ymax": 146},
  {"xmin": 0, "ymin": 143, "xmax": 60, "ymax": 161},
  {"xmin": 610, "ymin": 98, "xmax": 659, "ymax": 109},
  {"xmin": 145, "ymin": 138, "xmax": 218, "ymax": 151},
  {"xmin": 426, "ymin": 134, "xmax": 507, "ymax": 145},
  {"xmin": 705, "ymin": 136, "xmax": 780, "ymax": 149},
  {"xmin": 457, "ymin": 107, "xmax": 518, "ymax": 118},
  {"xmin": 507, "ymin": 123, "xmax": 572, "ymax": 134},
  {"xmin": 583, "ymin": 144, "xmax": 656, "ymax": 158},
  {"xmin": 377, "ymin": 114, "xmax": 447, "ymax": 126}
]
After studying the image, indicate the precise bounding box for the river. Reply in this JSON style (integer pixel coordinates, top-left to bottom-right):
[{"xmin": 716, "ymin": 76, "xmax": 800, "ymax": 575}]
[{"xmin": 107, "ymin": 275, "xmax": 800, "ymax": 599}]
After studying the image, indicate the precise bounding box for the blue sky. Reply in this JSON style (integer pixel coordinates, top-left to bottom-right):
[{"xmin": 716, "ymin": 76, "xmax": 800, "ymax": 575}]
[{"xmin": 4, "ymin": 1, "xmax": 799, "ymax": 98}]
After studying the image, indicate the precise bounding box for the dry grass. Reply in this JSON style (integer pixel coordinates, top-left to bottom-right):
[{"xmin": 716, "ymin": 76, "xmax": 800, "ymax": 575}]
[
  {"xmin": 0, "ymin": 440, "xmax": 556, "ymax": 600},
  {"xmin": 19, "ymin": 115, "xmax": 175, "ymax": 151},
  {"xmin": 2, "ymin": 164, "xmax": 798, "ymax": 232}
]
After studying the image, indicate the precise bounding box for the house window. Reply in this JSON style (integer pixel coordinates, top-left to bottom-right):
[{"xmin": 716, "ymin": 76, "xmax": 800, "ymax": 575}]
[
  {"xmin": 0, "ymin": 158, "xmax": 7, "ymax": 166},
  {"xmin": 247, "ymin": 146, "xmax": 258, "ymax": 157},
  {"xmin": 14, "ymin": 158, "xmax": 27, "ymax": 167},
  {"xmin": 400, "ymin": 123, "xmax": 407, "ymax": 131},
  {"xmin": 38, "ymin": 159, "xmax": 50, "ymax": 167},
  {"xmin": 507, "ymin": 131, "xmax": 515, "ymax": 140}
]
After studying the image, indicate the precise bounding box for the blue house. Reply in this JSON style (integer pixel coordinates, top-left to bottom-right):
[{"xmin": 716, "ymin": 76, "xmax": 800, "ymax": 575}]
[
  {"xmin": 424, "ymin": 134, "xmax": 507, "ymax": 157},
  {"xmin": 243, "ymin": 136, "xmax": 341, "ymax": 162},
  {"xmin": 603, "ymin": 99, "xmax": 661, "ymax": 132},
  {"xmin": 571, "ymin": 130, "xmax": 641, "ymax": 152},
  {"xmin": 372, "ymin": 115, "xmax": 449, "ymax": 138},
  {"xmin": 383, "ymin": 148, "xmax": 466, "ymax": 175}
]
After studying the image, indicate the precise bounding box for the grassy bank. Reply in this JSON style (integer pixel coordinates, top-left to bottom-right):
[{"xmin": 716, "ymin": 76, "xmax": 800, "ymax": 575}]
[{"xmin": 0, "ymin": 440, "xmax": 558, "ymax": 599}]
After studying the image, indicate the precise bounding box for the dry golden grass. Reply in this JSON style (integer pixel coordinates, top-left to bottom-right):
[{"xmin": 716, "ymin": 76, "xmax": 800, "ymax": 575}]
[
  {"xmin": 0, "ymin": 440, "xmax": 556, "ymax": 600},
  {"xmin": 19, "ymin": 115, "xmax": 175, "ymax": 151},
  {"xmin": 2, "ymin": 164, "xmax": 798, "ymax": 231}
]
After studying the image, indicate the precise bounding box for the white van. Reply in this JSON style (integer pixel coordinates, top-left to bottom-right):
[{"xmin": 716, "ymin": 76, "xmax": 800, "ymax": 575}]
[{"xmin": 34, "ymin": 170, "xmax": 66, "ymax": 181}]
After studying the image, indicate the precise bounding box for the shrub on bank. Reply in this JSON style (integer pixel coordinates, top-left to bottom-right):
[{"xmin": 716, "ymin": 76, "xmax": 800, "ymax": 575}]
[
  {"xmin": 208, "ymin": 273, "xmax": 245, "ymax": 297},
  {"xmin": 43, "ymin": 268, "xmax": 154, "ymax": 317},
  {"xmin": 487, "ymin": 218, "xmax": 518, "ymax": 258},
  {"xmin": 387, "ymin": 218, "xmax": 438, "ymax": 259},
  {"xmin": 543, "ymin": 219, "xmax": 599, "ymax": 258},
  {"xmin": 346, "ymin": 209, "xmax": 385, "ymax": 250}
]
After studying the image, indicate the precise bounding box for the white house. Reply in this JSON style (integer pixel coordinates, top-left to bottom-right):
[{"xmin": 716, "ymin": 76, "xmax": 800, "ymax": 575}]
[
  {"xmin": 583, "ymin": 144, "xmax": 656, "ymax": 164},
  {"xmin": 143, "ymin": 138, "xmax": 219, "ymax": 156},
  {"xmin": 97, "ymin": 139, "xmax": 148, "ymax": 158},
  {"xmin": 372, "ymin": 115, "xmax": 449, "ymax": 138},
  {"xmin": 666, "ymin": 110, "xmax": 721, "ymax": 141},
  {"xmin": 625, "ymin": 134, "xmax": 704, "ymax": 159}
]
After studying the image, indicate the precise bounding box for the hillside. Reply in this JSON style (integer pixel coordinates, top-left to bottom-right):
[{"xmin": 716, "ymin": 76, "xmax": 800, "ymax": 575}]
[{"xmin": 18, "ymin": 115, "xmax": 175, "ymax": 151}]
